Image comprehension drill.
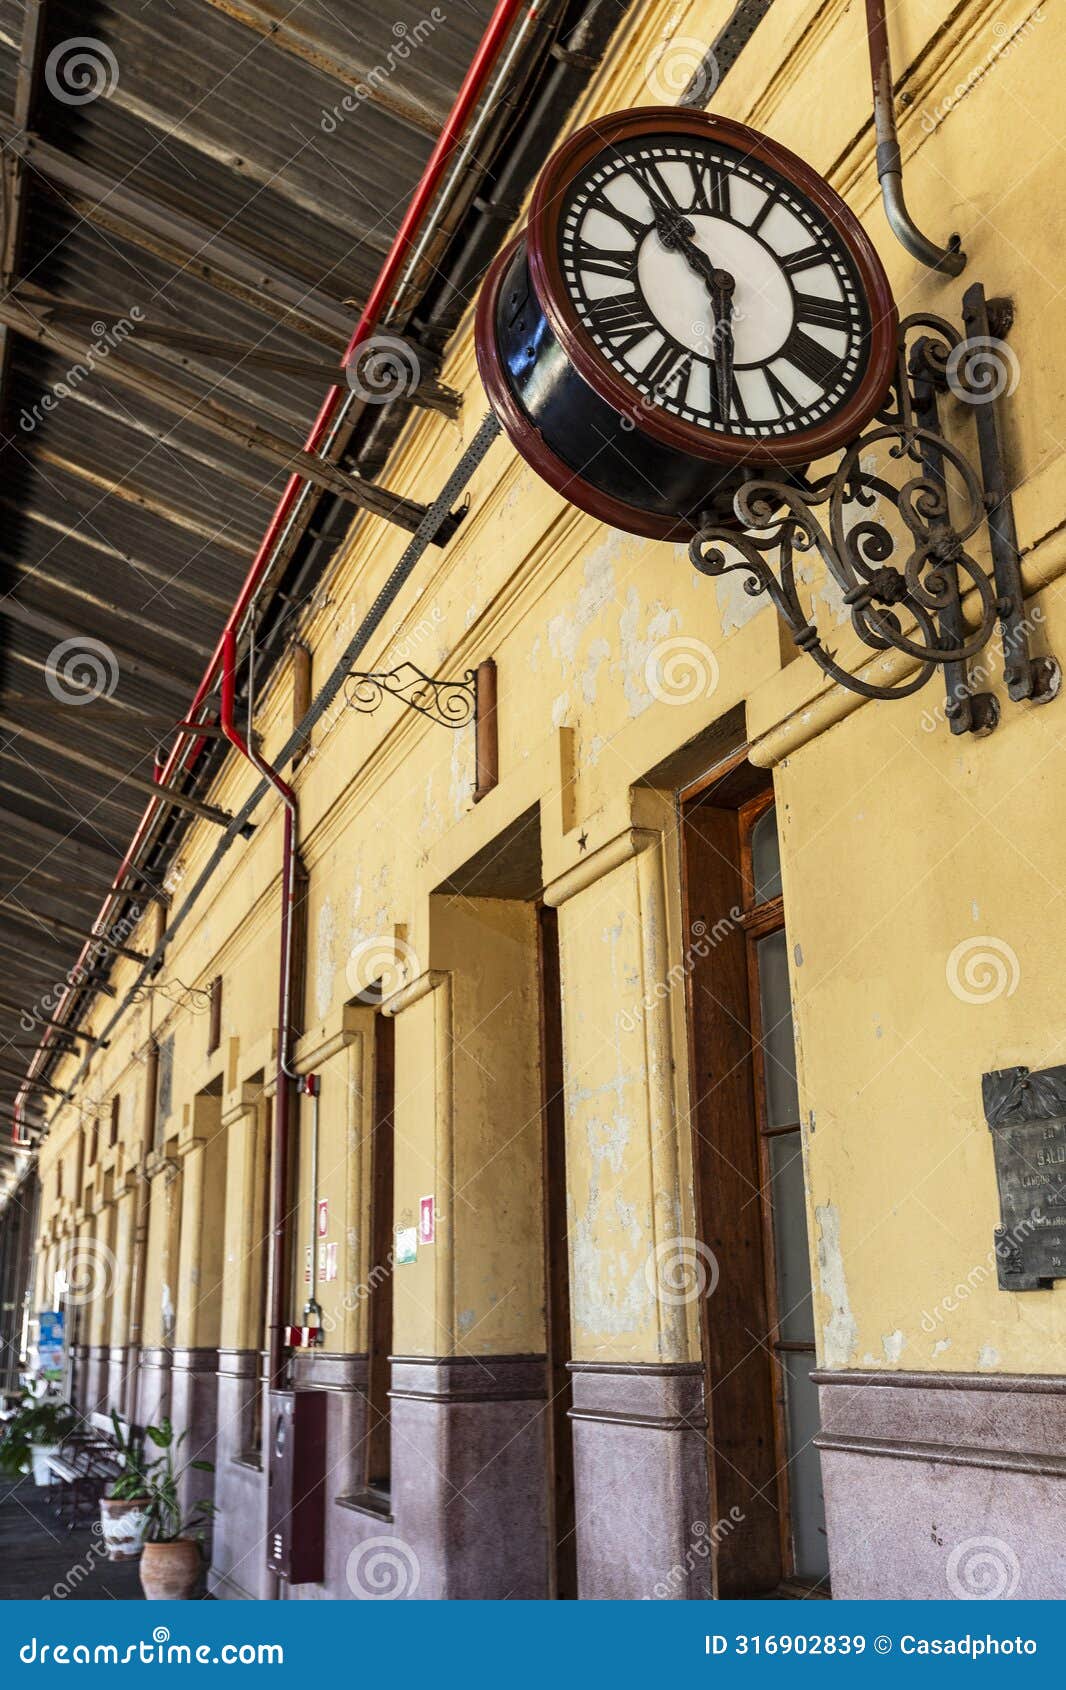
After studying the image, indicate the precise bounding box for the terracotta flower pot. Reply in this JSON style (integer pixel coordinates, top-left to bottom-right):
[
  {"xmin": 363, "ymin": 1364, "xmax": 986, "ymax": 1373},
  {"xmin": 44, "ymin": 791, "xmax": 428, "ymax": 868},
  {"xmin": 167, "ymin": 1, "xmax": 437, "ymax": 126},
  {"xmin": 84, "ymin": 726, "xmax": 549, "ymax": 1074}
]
[
  {"xmin": 100, "ymin": 1495, "xmax": 150, "ymax": 1561},
  {"xmin": 139, "ymin": 1539, "xmax": 202, "ymax": 1600}
]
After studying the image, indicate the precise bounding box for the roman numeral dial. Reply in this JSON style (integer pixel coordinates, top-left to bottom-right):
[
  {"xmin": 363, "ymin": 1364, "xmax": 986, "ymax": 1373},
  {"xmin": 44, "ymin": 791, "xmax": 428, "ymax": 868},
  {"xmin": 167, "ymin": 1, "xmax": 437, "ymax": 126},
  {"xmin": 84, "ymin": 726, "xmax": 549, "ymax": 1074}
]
[{"xmin": 558, "ymin": 134, "xmax": 872, "ymax": 443}]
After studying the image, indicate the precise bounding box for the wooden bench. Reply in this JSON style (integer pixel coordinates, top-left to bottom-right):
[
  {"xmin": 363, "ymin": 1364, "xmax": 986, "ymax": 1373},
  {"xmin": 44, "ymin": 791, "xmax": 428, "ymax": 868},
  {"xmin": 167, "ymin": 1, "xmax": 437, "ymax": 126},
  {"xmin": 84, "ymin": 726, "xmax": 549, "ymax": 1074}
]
[{"xmin": 46, "ymin": 1412, "xmax": 142, "ymax": 1531}]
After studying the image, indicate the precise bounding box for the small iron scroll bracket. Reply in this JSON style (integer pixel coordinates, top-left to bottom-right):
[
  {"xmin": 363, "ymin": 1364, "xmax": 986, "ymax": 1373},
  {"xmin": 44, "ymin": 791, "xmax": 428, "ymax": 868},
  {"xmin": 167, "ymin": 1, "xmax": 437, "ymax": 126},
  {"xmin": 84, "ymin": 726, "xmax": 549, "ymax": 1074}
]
[
  {"xmin": 344, "ymin": 662, "xmax": 478, "ymax": 729},
  {"xmin": 688, "ymin": 282, "xmax": 1059, "ymax": 732}
]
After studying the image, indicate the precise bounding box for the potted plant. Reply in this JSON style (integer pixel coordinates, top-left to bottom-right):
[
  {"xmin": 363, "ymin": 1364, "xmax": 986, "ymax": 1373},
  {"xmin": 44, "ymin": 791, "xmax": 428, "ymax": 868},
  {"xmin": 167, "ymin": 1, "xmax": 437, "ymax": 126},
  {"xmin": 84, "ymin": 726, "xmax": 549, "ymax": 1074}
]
[
  {"xmin": 99, "ymin": 1412, "xmax": 151, "ymax": 1561},
  {"xmin": 0, "ymin": 1394, "xmax": 77, "ymax": 1485},
  {"xmin": 136, "ymin": 1418, "xmax": 216, "ymax": 1600}
]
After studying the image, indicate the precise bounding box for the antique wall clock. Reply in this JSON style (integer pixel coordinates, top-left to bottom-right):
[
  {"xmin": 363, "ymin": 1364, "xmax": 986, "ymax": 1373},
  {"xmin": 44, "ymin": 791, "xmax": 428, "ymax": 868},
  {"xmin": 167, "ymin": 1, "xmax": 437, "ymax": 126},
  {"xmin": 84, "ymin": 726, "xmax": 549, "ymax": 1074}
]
[{"xmin": 476, "ymin": 106, "xmax": 897, "ymax": 539}]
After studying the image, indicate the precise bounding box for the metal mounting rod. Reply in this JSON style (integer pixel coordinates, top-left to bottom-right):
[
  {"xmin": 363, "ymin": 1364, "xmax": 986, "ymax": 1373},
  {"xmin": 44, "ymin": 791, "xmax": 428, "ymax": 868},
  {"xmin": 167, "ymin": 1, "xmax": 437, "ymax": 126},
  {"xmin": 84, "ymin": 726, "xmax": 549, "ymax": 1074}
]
[
  {"xmin": 866, "ymin": 0, "xmax": 965, "ymax": 275},
  {"xmin": 0, "ymin": 714, "xmax": 243, "ymax": 832}
]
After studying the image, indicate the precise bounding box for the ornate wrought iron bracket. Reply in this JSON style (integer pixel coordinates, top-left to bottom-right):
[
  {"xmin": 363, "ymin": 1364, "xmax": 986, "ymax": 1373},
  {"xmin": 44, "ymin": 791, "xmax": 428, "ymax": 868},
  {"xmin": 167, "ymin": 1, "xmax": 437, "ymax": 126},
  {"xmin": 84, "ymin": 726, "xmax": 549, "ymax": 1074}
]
[
  {"xmin": 344, "ymin": 661, "xmax": 478, "ymax": 729},
  {"xmin": 688, "ymin": 282, "xmax": 1060, "ymax": 733}
]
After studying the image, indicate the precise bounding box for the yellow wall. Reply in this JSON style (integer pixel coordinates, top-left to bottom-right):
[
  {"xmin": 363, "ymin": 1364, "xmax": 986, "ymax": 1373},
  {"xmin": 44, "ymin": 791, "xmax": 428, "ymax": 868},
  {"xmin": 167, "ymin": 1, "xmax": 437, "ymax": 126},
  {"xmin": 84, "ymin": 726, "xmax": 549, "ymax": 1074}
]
[{"xmin": 28, "ymin": 0, "xmax": 1066, "ymax": 1388}]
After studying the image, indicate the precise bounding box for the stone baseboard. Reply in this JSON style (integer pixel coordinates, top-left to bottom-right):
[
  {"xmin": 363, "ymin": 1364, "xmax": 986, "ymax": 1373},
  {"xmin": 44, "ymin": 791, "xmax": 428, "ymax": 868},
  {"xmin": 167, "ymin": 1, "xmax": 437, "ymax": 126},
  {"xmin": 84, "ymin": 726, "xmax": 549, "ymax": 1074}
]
[
  {"xmin": 815, "ymin": 1369, "xmax": 1066, "ymax": 1599},
  {"xmin": 567, "ymin": 1362, "xmax": 710, "ymax": 1600},
  {"xmin": 388, "ymin": 1354, "xmax": 549, "ymax": 1600}
]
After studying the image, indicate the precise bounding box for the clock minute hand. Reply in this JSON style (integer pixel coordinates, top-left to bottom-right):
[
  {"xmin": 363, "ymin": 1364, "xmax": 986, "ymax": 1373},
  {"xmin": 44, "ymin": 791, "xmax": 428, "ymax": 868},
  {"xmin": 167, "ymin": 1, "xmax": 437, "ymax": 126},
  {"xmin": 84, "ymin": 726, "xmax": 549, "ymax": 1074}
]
[
  {"xmin": 654, "ymin": 207, "xmax": 736, "ymax": 420},
  {"xmin": 711, "ymin": 273, "xmax": 735, "ymax": 423}
]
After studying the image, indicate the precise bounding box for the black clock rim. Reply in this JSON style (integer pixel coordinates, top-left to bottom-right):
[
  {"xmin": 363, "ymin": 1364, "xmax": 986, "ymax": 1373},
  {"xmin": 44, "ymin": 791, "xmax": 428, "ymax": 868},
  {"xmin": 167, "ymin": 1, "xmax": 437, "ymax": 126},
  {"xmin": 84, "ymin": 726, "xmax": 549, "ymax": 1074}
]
[
  {"xmin": 527, "ymin": 105, "xmax": 899, "ymax": 469},
  {"xmin": 474, "ymin": 233, "xmax": 712, "ymax": 541}
]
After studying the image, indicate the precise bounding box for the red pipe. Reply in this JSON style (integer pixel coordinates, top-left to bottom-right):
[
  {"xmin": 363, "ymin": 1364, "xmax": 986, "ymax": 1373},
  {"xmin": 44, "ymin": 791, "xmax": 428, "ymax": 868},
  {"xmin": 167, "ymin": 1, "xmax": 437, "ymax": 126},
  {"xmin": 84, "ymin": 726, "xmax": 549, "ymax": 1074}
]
[{"xmin": 15, "ymin": 0, "xmax": 530, "ymax": 1137}]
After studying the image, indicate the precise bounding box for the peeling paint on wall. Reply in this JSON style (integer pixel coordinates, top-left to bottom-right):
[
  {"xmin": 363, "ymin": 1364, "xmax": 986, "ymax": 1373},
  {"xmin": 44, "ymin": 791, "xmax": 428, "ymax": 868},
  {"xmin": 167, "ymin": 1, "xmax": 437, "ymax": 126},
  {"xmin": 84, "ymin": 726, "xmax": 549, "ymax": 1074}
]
[
  {"xmin": 715, "ymin": 565, "xmax": 768, "ymax": 634},
  {"xmin": 815, "ymin": 1201, "xmax": 858, "ymax": 1367},
  {"xmin": 882, "ymin": 1328, "xmax": 904, "ymax": 1363},
  {"xmin": 315, "ymin": 896, "xmax": 337, "ymax": 1023}
]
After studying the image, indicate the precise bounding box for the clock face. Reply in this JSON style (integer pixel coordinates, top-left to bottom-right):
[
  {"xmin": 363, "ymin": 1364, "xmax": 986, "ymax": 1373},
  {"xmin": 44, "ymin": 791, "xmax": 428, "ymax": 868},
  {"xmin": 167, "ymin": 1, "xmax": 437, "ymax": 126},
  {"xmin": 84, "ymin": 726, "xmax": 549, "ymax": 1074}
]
[{"xmin": 557, "ymin": 132, "xmax": 872, "ymax": 442}]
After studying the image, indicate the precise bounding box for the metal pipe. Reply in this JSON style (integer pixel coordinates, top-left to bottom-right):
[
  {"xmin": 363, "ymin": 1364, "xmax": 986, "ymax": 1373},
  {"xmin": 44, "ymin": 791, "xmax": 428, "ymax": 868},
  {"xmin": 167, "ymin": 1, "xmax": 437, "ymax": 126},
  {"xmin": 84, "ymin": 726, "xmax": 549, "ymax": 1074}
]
[
  {"xmin": 125, "ymin": 1027, "xmax": 160, "ymax": 1422},
  {"xmin": 220, "ymin": 627, "xmax": 299, "ymax": 1385},
  {"xmin": 16, "ymin": 0, "xmax": 532, "ymax": 1136},
  {"xmin": 303, "ymin": 1074, "xmax": 322, "ymax": 1335},
  {"xmin": 866, "ymin": 0, "xmax": 965, "ymax": 275}
]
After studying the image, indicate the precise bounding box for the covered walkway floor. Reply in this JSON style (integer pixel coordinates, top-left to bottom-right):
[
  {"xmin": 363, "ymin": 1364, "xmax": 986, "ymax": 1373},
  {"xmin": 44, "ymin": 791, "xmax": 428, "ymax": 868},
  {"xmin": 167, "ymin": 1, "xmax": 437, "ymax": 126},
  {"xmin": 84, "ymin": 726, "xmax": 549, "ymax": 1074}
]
[{"xmin": 0, "ymin": 1478, "xmax": 142, "ymax": 1600}]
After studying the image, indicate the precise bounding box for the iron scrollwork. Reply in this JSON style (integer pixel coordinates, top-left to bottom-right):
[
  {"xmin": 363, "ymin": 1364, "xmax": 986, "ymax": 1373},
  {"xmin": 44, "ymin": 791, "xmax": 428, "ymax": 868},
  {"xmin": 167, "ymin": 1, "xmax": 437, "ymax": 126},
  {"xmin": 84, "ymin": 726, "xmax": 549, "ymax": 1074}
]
[
  {"xmin": 344, "ymin": 662, "xmax": 477, "ymax": 729},
  {"xmin": 688, "ymin": 283, "xmax": 1058, "ymax": 728}
]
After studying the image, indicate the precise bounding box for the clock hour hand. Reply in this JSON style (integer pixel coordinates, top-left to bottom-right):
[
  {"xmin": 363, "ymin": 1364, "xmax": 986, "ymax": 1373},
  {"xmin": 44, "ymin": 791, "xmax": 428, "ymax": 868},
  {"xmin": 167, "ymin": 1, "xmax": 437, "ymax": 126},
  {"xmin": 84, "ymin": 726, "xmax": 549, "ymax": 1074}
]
[{"xmin": 654, "ymin": 207, "xmax": 735, "ymax": 419}]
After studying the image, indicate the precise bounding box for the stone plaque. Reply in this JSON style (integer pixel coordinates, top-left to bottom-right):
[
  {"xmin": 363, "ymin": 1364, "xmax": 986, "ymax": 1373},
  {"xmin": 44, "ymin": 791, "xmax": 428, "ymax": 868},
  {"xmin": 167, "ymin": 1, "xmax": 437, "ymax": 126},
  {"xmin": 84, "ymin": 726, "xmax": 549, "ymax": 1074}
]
[{"xmin": 984, "ymin": 1064, "xmax": 1066, "ymax": 1290}]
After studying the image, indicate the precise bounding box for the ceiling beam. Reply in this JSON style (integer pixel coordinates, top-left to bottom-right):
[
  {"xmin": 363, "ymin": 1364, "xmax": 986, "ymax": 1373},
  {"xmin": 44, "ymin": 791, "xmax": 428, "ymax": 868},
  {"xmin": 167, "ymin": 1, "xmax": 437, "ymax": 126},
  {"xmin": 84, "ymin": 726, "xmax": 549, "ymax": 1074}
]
[
  {"xmin": 15, "ymin": 289, "xmax": 461, "ymax": 418},
  {"xmin": 3, "ymin": 127, "xmax": 355, "ymax": 344},
  {"xmin": 196, "ymin": 0, "xmax": 447, "ymax": 138},
  {"xmin": 0, "ymin": 501, "xmax": 234, "ymax": 612},
  {"xmin": 0, "ymin": 998, "xmax": 97, "ymax": 1043},
  {"xmin": 104, "ymin": 84, "xmax": 394, "ymax": 254},
  {"xmin": 0, "ymin": 298, "xmax": 452, "ymax": 538},
  {"xmin": 0, "ymin": 716, "xmax": 238, "ymax": 831},
  {"xmin": 0, "ymin": 748, "xmax": 146, "ymax": 824},
  {"xmin": 0, "ymin": 1066, "xmax": 61, "ymax": 1095},
  {"xmin": 0, "ymin": 0, "xmax": 49, "ymax": 440},
  {"xmin": 0, "ymin": 802, "xmax": 120, "ymax": 869},
  {"xmin": 0, "ymin": 593, "xmax": 198, "ymax": 699},
  {"xmin": 0, "ymin": 547, "xmax": 214, "ymax": 661},
  {"xmin": 0, "ymin": 894, "xmax": 147, "ymax": 962},
  {"xmin": 25, "ymin": 445, "xmax": 255, "ymax": 554}
]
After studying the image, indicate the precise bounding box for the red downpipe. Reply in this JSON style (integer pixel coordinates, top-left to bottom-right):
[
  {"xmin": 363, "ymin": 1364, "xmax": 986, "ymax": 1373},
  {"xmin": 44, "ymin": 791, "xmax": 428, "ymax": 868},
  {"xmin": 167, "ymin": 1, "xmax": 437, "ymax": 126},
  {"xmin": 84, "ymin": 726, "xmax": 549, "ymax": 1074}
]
[{"xmin": 15, "ymin": 0, "xmax": 531, "ymax": 1139}]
